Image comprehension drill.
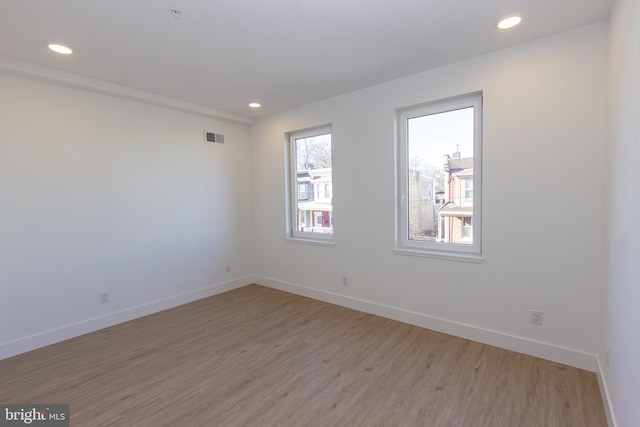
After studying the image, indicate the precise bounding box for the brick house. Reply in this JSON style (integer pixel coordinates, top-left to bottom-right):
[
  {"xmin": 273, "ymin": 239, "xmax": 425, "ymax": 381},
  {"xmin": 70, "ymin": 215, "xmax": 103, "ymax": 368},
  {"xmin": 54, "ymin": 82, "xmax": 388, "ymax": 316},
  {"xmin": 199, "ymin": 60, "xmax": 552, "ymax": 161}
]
[
  {"xmin": 437, "ymin": 154, "xmax": 473, "ymax": 244},
  {"xmin": 296, "ymin": 168, "xmax": 333, "ymax": 233}
]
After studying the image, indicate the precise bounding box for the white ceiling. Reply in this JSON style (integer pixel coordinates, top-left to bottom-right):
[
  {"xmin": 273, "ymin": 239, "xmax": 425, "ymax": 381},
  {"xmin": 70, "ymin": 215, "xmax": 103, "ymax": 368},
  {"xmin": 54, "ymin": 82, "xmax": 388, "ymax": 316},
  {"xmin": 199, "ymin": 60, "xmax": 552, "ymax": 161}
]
[{"xmin": 0, "ymin": 0, "xmax": 612, "ymax": 122}]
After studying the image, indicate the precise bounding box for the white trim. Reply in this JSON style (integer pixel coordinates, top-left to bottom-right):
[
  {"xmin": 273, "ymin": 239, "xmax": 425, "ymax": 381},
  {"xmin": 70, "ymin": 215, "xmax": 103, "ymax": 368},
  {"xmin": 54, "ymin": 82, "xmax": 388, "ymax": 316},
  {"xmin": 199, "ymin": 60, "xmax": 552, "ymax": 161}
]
[
  {"xmin": 393, "ymin": 248, "xmax": 484, "ymax": 263},
  {"xmin": 596, "ymin": 356, "xmax": 618, "ymax": 427},
  {"xmin": 0, "ymin": 56, "xmax": 254, "ymax": 126},
  {"xmin": 254, "ymin": 275, "xmax": 597, "ymax": 372},
  {"xmin": 285, "ymin": 237, "xmax": 336, "ymax": 247},
  {"xmin": 0, "ymin": 276, "xmax": 254, "ymax": 361}
]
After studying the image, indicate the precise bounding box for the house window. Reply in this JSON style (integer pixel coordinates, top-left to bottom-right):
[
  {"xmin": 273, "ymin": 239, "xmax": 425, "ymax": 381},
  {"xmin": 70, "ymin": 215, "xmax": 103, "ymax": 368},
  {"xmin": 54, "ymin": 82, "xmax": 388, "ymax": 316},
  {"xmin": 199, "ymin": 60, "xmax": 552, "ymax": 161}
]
[
  {"xmin": 395, "ymin": 92, "xmax": 482, "ymax": 261},
  {"xmin": 462, "ymin": 217, "xmax": 472, "ymax": 239},
  {"xmin": 315, "ymin": 182, "xmax": 331, "ymax": 201},
  {"xmin": 298, "ymin": 183, "xmax": 309, "ymax": 200},
  {"xmin": 464, "ymin": 179, "xmax": 473, "ymax": 201},
  {"xmin": 286, "ymin": 125, "xmax": 333, "ymax": 243}
]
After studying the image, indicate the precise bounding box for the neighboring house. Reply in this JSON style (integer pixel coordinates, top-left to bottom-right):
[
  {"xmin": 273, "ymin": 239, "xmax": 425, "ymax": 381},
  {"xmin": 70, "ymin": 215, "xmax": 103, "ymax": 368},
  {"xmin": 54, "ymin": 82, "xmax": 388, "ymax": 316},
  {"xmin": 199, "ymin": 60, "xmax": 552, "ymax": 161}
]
[
  {"xmin": 437, "ymin": 154, "xmax": 474, "ymax": 244},
  {"xmin": 408, "ymin": 169, "xmax": 436, "ymax": 240},
  {"xmin": 297, "ymin": 168, "xmax": 333, "ymax": 233}
]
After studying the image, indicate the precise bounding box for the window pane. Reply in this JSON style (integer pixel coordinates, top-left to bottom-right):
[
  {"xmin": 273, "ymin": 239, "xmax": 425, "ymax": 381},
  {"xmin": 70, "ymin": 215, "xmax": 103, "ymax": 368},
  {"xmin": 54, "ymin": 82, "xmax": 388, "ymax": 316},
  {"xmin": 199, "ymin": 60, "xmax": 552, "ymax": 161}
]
[
  {"xmin": 407, "ymin": 107, "xmax": 474, "ymax": 245},
  {"xmin": 292, "ymin": 132, "xmax": 332, "ymax": 236}
]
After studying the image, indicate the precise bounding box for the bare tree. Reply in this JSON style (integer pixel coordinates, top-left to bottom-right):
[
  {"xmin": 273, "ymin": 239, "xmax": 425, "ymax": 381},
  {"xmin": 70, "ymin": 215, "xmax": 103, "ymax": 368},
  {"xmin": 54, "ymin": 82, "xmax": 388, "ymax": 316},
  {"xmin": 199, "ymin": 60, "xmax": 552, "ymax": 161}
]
[
  {"xmin": 409, "ymin": 156, "xmax": 445, "ymax": 191},
  {"xmin": 296, "ymin": 135, "xmax": 331, "ymax": 170}
]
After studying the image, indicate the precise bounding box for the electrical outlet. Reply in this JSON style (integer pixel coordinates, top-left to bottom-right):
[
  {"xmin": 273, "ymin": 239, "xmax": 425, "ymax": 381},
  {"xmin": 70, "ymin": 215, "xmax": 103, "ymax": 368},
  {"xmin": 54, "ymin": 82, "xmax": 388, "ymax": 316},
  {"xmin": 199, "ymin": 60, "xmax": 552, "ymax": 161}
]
[
  {"xmin": 342, "ymin": 276, "xmax": 348, "ymax": 286},
  {"xmin": 226, "ymin": 264, "xmax": 231, "ymax": 274},
  {"xmin": 605, "ymin": 345, "xmax": 610, "ymax": 368},
  {"xmin": 100, "ymin": 292, "xmax": 110, "ymax": 304},
  {"xmin": 531, "ymin": 309, "xmax": 543, "ymax": 326}
]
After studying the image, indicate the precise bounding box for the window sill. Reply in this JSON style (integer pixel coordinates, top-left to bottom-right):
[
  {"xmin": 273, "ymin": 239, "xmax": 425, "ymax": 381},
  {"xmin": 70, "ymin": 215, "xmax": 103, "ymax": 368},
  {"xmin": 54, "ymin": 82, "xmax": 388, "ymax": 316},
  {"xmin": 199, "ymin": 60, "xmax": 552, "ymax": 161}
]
[
  {"xmin": 286, "ymin": 237, "xmax": 335, "ymax": 247},
  {"xmin": 393, "ymin": 247, "xmax": 484, "ymax": 263}
]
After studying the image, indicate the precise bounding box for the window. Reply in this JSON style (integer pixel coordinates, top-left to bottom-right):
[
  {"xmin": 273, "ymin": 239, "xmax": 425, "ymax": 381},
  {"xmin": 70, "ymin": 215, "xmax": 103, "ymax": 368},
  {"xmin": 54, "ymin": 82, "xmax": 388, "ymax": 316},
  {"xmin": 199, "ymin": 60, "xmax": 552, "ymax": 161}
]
[
  {"xmin": 396, "ymin": 92, "xmax": 482, "ymax": 261},
  {"xmin": 315, "ymin": 182, "xmax": 331, "ymax": 201},
  {"xmin": 298, "ymin": 183, "xmax": 310, "ymax": 200},
  {"xmin": 286, "ymin": 125, "xmax": 333, "ymax": 243},
  {"xmin": 462, "ymin": 217, "xmax": 472, "ymax": 240},
  {"xmin": 464, "ymin": 178, "xmax": 473, "ymax": 201}
]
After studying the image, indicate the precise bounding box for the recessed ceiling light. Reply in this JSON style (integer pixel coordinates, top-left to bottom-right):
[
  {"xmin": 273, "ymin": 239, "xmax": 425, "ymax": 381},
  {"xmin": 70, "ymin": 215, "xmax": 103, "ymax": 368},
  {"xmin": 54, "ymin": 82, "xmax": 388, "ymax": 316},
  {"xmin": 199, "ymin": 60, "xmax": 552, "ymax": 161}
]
[
  {"xmin": 48, "ymin": 43, "xmax": 73, "ymax": 55},
  {"xmin": 497, "ymin": 16, "xmax": 522, "ymax": 30},
  {"xmin": 249, "ymin": 102, "xmax": 261, "ymax": 108}
]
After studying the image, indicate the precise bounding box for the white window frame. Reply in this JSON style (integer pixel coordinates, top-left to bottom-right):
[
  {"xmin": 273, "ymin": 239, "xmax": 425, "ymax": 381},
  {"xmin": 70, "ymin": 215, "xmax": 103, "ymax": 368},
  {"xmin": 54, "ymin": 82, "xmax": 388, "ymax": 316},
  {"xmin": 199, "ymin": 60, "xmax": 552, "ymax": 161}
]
[
  {"xmin": 285, "ymin": 125, "xmax": 334, "ymax": 245},
  {"xmin": 395, "ymin": 92, "xmax": 483, "ymax": 262}
]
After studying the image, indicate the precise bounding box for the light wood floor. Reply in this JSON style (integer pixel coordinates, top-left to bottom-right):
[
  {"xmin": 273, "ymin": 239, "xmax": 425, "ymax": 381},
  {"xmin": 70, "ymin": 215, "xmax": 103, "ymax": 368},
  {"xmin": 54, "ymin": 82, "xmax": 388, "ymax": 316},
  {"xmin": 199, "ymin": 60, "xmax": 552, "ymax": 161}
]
[{"xmin": 0, "ymin": 284, "xmax": 606, "ymax": 426}]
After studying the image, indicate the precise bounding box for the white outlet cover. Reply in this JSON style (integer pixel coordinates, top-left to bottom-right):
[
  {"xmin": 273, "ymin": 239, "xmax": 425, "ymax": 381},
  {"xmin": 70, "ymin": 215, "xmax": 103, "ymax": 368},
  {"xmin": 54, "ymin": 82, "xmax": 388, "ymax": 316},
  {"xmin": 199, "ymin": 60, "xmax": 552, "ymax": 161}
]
[{"xmin": 531, "ymin": 310, "xmax": 543, "ymax": 325}]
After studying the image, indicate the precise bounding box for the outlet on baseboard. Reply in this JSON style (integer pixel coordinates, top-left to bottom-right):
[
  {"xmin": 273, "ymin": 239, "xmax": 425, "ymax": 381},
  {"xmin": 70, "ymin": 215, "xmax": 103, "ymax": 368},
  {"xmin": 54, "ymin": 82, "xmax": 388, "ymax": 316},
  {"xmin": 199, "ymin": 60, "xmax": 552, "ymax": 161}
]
[
  {"xmin": 342, "ymin": 276, "xmax": 348, "ymax": 286},
  {"xmin": 100, "ymin": 292, "xmax": 110, "ymax": 304},
  {"xmin": 226, "ymin": 264, "xmax": 231, "ymax": 274},
  {"xmin": 530, "ymin": 309, "xmax": 543, "ymax": 326}
]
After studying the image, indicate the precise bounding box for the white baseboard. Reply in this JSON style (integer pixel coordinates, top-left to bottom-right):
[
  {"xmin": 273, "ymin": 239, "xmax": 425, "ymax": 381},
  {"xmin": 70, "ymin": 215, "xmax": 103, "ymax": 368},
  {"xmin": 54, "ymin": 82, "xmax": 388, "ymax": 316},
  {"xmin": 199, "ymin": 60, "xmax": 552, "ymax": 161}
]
[
  {"xmin": 0, "ymin": 276, "xmax": 254, "ymax": 361},
  {"xmin": 2, "ymin": 275, "xmax": 611, "ymax": 420},
  {"xmin": 255, "ymin": 275, "xmax": 598, "ymax": 372},
  {"xmin": 596, "ymin": 356, "xmax": 618, "ymax": 427}
]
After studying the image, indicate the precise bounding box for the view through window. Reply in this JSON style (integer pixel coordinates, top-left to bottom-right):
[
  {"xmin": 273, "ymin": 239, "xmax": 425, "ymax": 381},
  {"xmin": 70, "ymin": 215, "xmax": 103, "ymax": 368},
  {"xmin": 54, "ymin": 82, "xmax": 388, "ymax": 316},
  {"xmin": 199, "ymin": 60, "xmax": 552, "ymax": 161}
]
[
  {"xmin": 288, "ymin": 127, "xmax": 333, "ymax": 240},
  {"xmin": 408, "ymin": 106, "xmax": 474, "ymax": 243}
]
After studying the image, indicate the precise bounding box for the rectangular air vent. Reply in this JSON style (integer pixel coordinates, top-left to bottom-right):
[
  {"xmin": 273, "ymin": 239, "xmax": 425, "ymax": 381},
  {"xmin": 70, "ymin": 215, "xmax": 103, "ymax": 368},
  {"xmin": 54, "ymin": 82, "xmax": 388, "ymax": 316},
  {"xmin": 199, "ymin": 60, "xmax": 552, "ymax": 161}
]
[{"xmin": 205, "ymin": 131, "xmax": 224, "ymax": 144}]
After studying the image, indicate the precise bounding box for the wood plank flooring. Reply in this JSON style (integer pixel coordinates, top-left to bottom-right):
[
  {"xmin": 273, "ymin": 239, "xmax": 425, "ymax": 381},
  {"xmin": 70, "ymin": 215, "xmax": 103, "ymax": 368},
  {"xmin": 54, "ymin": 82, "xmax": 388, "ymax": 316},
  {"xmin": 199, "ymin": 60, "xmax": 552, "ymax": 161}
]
[{"xmin": 0, "ymin": 284, "xmax": 606, "ymax": 426}]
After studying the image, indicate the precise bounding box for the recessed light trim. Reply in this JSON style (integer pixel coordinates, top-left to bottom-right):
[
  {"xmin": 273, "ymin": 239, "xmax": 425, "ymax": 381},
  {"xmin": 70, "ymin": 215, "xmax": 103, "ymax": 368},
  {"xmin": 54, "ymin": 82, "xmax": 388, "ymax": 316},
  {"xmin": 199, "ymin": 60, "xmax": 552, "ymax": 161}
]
[
  {"xmin": 498, "ymin": 15, "xmax": 522, "ymax": 30},
  {"xmin": 249, "ymin": 102, "xmax": 261, "ymax": 108},
  {"xmin": 48, "ymin": 43, "xmax": 73, "ymax": 55}
]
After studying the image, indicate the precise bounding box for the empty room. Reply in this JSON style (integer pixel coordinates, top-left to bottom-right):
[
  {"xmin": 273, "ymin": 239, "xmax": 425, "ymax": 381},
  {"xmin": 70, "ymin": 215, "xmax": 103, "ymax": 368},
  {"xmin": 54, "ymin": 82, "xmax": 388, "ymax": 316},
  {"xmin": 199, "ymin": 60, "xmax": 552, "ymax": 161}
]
[{"xmin": 1, "ymin": 0, "xmax": 638, "ymax": 426}]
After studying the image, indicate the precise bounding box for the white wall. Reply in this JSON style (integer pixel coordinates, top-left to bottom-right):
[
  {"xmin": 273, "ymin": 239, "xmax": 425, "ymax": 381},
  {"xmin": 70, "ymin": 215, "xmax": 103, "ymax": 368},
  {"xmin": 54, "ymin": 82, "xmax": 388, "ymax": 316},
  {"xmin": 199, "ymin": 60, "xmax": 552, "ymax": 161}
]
[
  {"xmin": 603, "ymin": 0, "xmax": 640, "ymax": 425},
  {"xmin": 0, "ymin": 72, "xmax": 254, "ymax": 358},
  {"xmin": 251, "ymin": 23, "xmax": 608, "ymax": 370},
  {"xmin": 0, "ymin": 18, "xmax": 622, "ymax": 419}
]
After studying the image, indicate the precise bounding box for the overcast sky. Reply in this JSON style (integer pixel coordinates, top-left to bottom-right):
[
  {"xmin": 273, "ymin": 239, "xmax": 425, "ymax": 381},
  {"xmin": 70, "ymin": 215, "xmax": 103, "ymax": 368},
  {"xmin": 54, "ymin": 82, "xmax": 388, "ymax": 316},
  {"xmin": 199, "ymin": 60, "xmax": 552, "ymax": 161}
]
[{"xmin": 408, "ymin": 107, "xmax": 474, "ymax": 167}]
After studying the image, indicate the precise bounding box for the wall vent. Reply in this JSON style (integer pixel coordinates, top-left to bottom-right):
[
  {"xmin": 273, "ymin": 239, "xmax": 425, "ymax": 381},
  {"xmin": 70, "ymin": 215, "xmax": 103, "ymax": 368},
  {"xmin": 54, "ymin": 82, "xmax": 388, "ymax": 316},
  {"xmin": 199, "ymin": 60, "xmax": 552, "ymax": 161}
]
[{"xmin": 205, "ymin": 131, "xmax": 224, "ymax": 144}]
